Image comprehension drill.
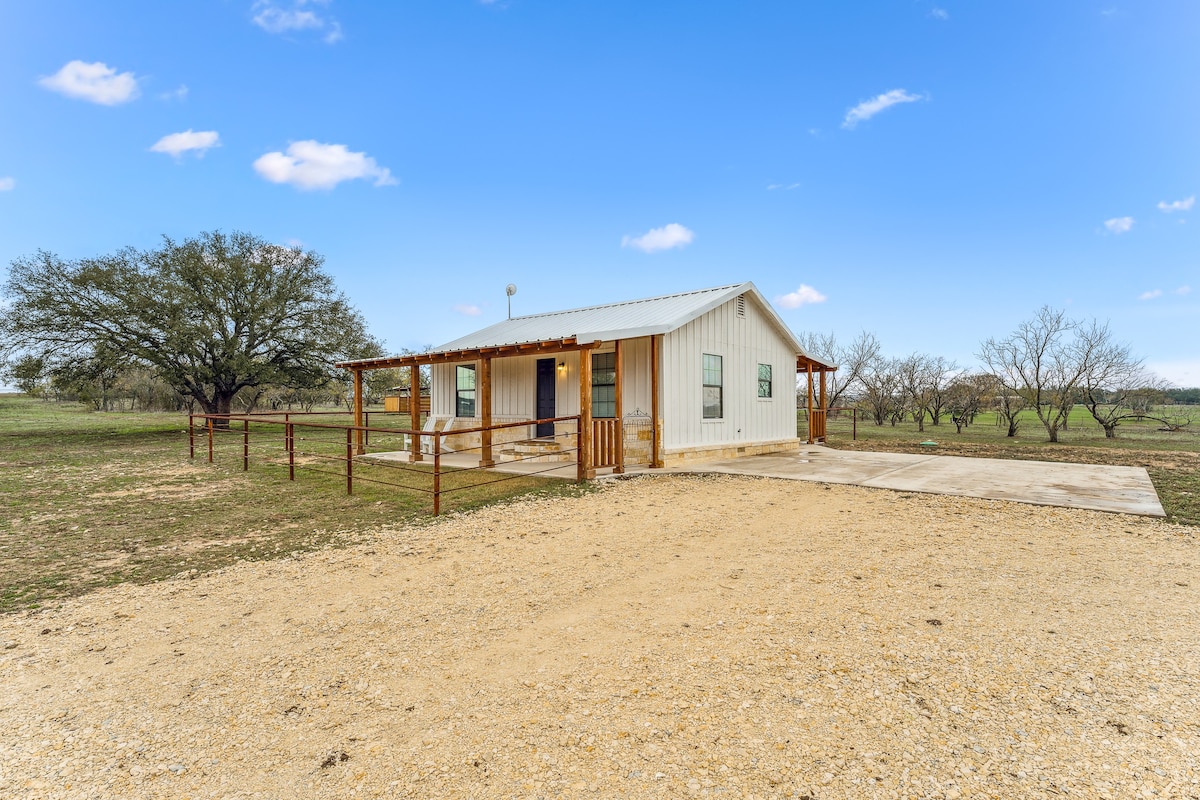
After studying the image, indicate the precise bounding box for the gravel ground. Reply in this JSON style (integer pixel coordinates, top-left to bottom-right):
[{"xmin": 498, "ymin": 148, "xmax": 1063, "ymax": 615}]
[{"xmin": 2, "ymin": 474, "xmax": 1198, "ymax": 799}]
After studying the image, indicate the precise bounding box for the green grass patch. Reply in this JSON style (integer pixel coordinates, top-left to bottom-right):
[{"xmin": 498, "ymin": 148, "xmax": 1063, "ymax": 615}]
[{"xmin": 0, "ymin": 395, "xmax": 588, "ymax": 613}]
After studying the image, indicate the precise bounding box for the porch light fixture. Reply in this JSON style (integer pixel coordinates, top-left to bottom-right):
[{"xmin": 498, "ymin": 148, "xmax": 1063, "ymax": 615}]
[{"xmin": 557, "ymin": 361, "xmax": 566, "ymax": 373}]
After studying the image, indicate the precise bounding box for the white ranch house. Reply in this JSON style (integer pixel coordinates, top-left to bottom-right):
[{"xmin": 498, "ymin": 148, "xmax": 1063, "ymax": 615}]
[{"xmin": 339, "ymin": 282, "xmax": 835, "ymax": 476}]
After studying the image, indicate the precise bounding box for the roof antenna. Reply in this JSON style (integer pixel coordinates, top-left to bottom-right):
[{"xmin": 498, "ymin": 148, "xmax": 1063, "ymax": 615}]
[{"xmin": 506, "ymin": 283, "xmax": 517, "ymax": 319}]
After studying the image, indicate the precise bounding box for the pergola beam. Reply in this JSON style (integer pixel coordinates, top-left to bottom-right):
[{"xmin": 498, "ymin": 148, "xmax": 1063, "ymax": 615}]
[{"xmin": 337, "ymin": 338, "xmax": 597, "ymax": 372}]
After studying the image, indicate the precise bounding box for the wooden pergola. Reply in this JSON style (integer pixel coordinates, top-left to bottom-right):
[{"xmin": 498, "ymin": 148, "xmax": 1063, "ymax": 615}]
[
  {"xmin": 338, "ymin": 337, "xmax": 835, "ymax": 474},
  {"xmin": 798, "ymin": 355, "xmax": 838, "ymax": 445}
]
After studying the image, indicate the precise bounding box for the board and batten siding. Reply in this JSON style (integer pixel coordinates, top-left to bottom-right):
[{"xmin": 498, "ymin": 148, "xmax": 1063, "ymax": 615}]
[
  {"xmin": 660, "ymin": 295, "xmax": 797, "ymax": 450},
  {"xmin": 429, "ymin": 341, "xmax": 652, "ymax": 422}
]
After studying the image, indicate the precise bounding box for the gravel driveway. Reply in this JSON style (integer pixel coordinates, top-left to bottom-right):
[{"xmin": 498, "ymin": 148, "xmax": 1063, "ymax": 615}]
[{"xmin": 2, "ymin": 475, "xmax": 1197, "ymax": 799}]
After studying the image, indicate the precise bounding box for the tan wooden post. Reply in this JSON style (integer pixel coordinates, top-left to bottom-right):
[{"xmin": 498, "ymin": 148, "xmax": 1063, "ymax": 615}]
[
  {"xmin": 613, "ymin": 339, "xmax": 625, "ymax": 474},
  {"xmin": 806, "ymin": 363, "xmax": 815, "ymax": 445},
  {"xmin": 353, "ymin": 368, "xmax": 365, "ymax": 455},
  {"xmin": 819, "ymin": 368, "xmax": 827, "ymax": 411},
  {"xmin": 479, "ymin": 356, "xmax": 494, "ymax": 467},
  {"xmin": 580, "ymin": 347, "xmax": 594, "ymax": 479},
  {"xmin": 410, "ymin": 364, "xmax": 423, "ymax": 462},
  {"xmin": 650, "ymin": 334, "xmax": 663, "ymax": 468}
]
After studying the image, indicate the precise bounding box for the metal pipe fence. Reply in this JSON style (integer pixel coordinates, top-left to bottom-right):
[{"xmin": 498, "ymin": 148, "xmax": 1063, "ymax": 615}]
[{"xmin": 187, "ymin": 413, "xmax": 582, "ymax": 515}]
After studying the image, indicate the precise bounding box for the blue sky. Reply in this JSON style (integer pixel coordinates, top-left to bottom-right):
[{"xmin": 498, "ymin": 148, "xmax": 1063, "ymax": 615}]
[{"xmin": 2, "ymin": 1, "xmax": 1197, "ymax": 384}]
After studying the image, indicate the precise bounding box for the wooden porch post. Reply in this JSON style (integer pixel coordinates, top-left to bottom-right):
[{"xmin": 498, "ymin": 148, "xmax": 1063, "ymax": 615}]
[
  {"xmin": 353, "ymin": 368, "xmax": 365, "ymax": 455},
  {"xmin": 650, "ymin": 334, "xmax": 663, "ymax": 468},
  {"xmin": 580, "ymin": 347, "xmax": 595, "ymax": 480},
  {"xmin": 819, "ymin": 368, "xmax": 827, "ymax": 411},
  {"xmin": 806, "ymin": 363, "xmax": 815, "ymax": 445},
  {"xmin": 410, "ymin": 364, "xmax": 423, "ymax": 463},
  {"xmin": 613, "ymin": 339, "xmax": 625, "ymax": 474},
  {"xmin": 479, "ymin": 357, "xmax": 494, "ymax": 467}
]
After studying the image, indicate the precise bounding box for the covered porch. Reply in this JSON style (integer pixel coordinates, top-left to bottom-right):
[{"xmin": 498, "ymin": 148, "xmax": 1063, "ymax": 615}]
[{"xmin": 338, "ymin": 334, "xmax": 668, "ymax": 479}]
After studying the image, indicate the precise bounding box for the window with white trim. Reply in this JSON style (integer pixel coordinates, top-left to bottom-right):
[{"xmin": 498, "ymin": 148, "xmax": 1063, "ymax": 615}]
[
  {"xmin": 757, "ymin": 363, "xmax": 773, "ymax": 398},
  {"xmin": 702, "ymin": 354, "xmax": 723, "ymax": 419},
  {"xmin": 455, "ymin": 364, "xmax": 476, "ymax": 417}
]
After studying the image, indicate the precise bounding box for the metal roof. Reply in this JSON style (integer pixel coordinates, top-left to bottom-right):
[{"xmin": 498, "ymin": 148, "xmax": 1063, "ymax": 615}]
[
  {"xmin": 437, "ymin": 281, "xmax": 807, "ymax": 353},
  {"xmin": 337, "ymin": 281, "xmax": 836, "ymax": 371}
]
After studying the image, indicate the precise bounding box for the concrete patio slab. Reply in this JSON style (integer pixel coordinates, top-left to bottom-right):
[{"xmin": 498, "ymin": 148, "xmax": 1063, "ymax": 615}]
[{"xmin": 659, "ymin": 446, "xmax": 1166, "ymax": 517}]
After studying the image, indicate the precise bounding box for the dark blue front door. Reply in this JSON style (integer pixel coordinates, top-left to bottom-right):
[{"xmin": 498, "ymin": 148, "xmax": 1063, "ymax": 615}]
[{"xmin": 536, "ymin": 358, "xmax": 556, "ymax": 438}]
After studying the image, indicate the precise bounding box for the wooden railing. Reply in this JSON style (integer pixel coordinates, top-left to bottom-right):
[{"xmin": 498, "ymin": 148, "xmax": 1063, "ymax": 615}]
[
  {"xmin": 189, "ymin": 412, "xmax": 581, "ymax": 515},
  {"xmin": 592, "ymin": 418, "xmax": 623, "ymax": 468}
]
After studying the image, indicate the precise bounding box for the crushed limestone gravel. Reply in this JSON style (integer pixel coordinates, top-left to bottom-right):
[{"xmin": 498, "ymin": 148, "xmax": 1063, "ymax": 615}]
[{"xmin": 2, "ymin": 474, "xmax": 1198, "ymax": 799}]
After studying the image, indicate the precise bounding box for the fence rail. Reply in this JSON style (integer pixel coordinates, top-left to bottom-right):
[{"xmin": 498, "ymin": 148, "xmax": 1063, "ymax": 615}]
[{"xmin": 188, "ymin": 412, "xmax": 582, "ymax": 515}]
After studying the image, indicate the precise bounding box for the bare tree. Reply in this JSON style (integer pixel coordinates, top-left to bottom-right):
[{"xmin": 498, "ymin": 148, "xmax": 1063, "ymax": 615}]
[
  {"xmin": 924, "ymin": 356, "xmax": 958, "ymax": 426},
  {"xmin": 993, "ymin": 392, "xmax": 1026, "ymax": 437},
  {"xmin": 897, "ymin": 354, "xmax": 933, "ymax": 432},
  {"xmin": 797, "ymin": 330, "xmax": 881, "ymax": 412},
  {"xmin": 1077, "ymin": 320, "xmax": 1170, "ymax": 438},
  {"xmin": 947, "ymin": 373, "xmax": 994, "ymax": 433},
  {"xmin": 859, "ymin": 356, "xmax": 903, "ymax": 426},
  {"xmin": 979, "ymin": 307, "xmax": 1091, "ymax": 443}
]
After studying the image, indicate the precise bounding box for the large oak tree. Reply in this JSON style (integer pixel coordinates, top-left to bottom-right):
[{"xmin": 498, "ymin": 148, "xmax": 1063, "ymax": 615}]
[{"xmin": 1, "ymin": 230, "xmax": 381, "ymax": 418}]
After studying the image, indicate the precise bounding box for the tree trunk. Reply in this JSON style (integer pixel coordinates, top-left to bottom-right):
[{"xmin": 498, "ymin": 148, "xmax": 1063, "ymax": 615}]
[
  {"xmin": 1048, "ymin": 426, "xmax": 1059, "ymax": 443},
  {"xmin": 1006, "ymin": 419, "xmax": 1018, "ymax": 437},
  {"xmin": 1105, "ymin": 425, "xmax": 1117, "ymax": 439}
]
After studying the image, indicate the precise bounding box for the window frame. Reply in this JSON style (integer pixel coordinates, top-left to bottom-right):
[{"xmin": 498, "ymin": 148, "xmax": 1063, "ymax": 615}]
[
  {"xmin": 591, "ymin": 351, "xmax": 616, "ymax": 419},
  {"xmin": 702, "ymin": 353, "xmax": 723, "ymax": 420},
  {"xmin": 455, "ymin": 364, "xmax": 476, "ymax": 418},
  {"xmin": 757, "ymin": 363, "xmax": 773, "ymax": 399}
]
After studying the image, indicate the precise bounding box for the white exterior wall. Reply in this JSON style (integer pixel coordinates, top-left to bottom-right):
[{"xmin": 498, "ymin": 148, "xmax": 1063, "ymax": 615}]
[
  {"xmin": 660, "ymin": 295, "xmax": 798, "ymax": 450},
  {"xmin": 429, "ymin": 341, "xmax": 652, "ymax": 422}
]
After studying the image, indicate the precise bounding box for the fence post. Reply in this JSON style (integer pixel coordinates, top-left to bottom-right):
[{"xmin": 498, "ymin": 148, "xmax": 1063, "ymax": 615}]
[
  {"xmin": 576, "ymin": 416, "xmax": 584, "ymax": 483},
  {"xmin": 243, "ymin": 419, "xmax": 249, "ymax": 471},
  {"xmin": 853, "ymin": 407, "xmax": 857, "ymax": 441},
  {"xmin": 364, "ymin": 411, "xmax": 370, "ymax": 450},
  {"xmin": 207, "ymin": 418, "xmax": 214, "ymax": 463},
  {"xmin": 287, "ymin": 422, "xmax": 295, "ymax": 481},
  {"xmin": 346, "ymin": 427, "xmax": 353, "ymax": 495},
  {"xmin": 433, "ymin": 430, "xmax": 441, "ymax": 516},
  {"xmin": 188, "ymin": 414, "xmax": 194, "ymax": 459}
]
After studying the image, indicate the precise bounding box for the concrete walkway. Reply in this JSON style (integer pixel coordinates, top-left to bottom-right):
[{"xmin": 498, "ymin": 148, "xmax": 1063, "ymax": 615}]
[
  {"xmin": 656, "ymin": 446, "xmax": 1166, "ymax": 517},
  {"xmin": 363, "ymin": 445, "xmax": 1166, "ymax": 517}
]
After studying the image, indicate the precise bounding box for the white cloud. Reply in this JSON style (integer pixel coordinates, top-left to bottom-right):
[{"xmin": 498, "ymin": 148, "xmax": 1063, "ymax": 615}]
[
  {"xmin": 38, "ymin": 60, "xmax": 140, "ymax": 105},
  {"xmin": 775, "ymin": 284, "xmax": 828, "ymax": 309},
  {"xmin": 0, "ymin": 177, "xmax": 14, "ymax": 192},
  {"xmin": 454, "ymin": 304, "xmax": 483, "ymax": 316},
  {"xmin": 621, "ymin": 223, "xmax": 695, "ymax": 253},
  {"xmin": 842, "ymin": 89, "xmax": 925, "ymax": 129},
  {"xmin": 158, "ymin": 84, "xmax": 189, "ymax": 102},
  {"xmin": 1104, "ymin": 216, "xmax": 1134, "ymax": 234},
  {"xmin": 1139, "ymin": 289, "xmax": 1163, "ymax": 300},
  {"xmin": 253, "ymin": 140, "xmax": 396, "ymax": 190},
  {"xmin": 1157, "ymin": 196, "xmax": 1195, "ymax": 213},
  {"xmin": 150, "ymin": 130, "xmax": 221, "ymax": 158},
  {"xmin": 767, "ymin": 183, "xmax": 801, "ymax": 191},
  {"xmin": 930, "ymin": 8, "xmax": 949, "ymax": 20},
  {"xmin": 253, "ymin": 1, "xmax": 341, "ymax": 42},
  {"xmin": 1176, "ymin": 285, "xmax": 1192, "ymax": 295}
]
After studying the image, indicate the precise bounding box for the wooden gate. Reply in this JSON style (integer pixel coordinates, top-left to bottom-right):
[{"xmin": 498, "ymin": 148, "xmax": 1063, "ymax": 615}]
[
  {"xmin": 809, "ymin": 409, "xmax": 827, "ymax": 442},
  {"xmin": 592, "ymin": 418, "xmax": 623, "ymax": 468}
]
